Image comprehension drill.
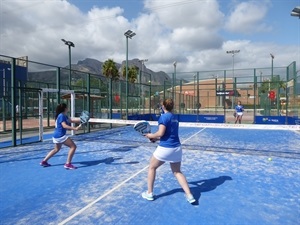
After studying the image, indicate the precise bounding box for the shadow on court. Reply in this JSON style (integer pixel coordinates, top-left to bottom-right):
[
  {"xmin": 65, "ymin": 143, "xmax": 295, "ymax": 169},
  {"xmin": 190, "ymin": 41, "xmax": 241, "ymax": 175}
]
[
  {"xmin": 48, "ymin": 157, "xmax": 139, "ymax": 168},
  {"xmin": 76, "ymin": 157, "xmax": 139, "ymax": 168},
  {"xmin": 155, "ymin": 176, "xmax": 232, "ymax": 205}
]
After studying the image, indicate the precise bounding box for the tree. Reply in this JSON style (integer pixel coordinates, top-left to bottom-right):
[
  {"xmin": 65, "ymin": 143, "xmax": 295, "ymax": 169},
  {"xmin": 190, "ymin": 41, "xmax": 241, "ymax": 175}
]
[
  {"xmin": 102, "ymin": 59, "xmax": 119, "ymax": 81},
  {"xmin": 259, "ymin": 76, "xmax": 286, "ymax": 94},
  {"xmin": 122, "ymin": 66, "xmax": 139, "ymax": 83},
  {"xmin": 73, "ymin": 76, "xmax": 107, "ymax": 92}
]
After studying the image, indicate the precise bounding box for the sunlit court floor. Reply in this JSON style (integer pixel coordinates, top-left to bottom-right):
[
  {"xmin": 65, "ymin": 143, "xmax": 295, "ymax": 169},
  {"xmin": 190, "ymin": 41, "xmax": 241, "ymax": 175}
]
[{"xmin": 0, "ymin": 126, "xmax": 299, "ymax": 225}]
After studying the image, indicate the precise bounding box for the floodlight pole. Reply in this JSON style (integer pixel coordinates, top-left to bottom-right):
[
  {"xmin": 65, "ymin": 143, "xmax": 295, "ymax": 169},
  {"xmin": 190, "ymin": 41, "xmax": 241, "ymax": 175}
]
[
  {"xmin": 226, "ymin": 50, "xmax": 240, "ymax": 78},
  {"xmin": 173, "ymin": 61, "xmax": 177, "ymax": 109},
  {"xmin": 124, "ymin": 30, "xmax": 136, "ymax": 120},
  {"xmin": 61, "ymin": 39, "xmax": 75, "ymax": 88},
  {"xmin": 139, "ymin": 59, "xmax": 148, "ymax": 114},
  {"xmin": 226, "ymin": 50, "xmax": 240, "ymax": 109},
  {"xmin": 270, "ymin": 53, "xmax": 274, "ymax": 80}
]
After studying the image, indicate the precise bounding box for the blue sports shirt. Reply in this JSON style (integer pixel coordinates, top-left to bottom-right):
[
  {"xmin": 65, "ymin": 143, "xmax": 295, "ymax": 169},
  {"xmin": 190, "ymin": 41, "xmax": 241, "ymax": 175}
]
[
  {"xmin": 235, "ymin": 105, "xmax": 244, "ymax": 113},
  {"xmin": 158, "ymin": 112, "xmax": 181, "ymax": 148},
  {"xmin": 53, "ymin": 113, "xmax": 70, "ymax": 138}
]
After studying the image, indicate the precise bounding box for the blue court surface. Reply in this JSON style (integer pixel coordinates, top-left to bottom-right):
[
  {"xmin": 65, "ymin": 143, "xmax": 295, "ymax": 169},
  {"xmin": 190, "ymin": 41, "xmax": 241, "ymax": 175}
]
[{"xmin": 0, "ymin": 125, "xmax": 299, "ymax": 225}]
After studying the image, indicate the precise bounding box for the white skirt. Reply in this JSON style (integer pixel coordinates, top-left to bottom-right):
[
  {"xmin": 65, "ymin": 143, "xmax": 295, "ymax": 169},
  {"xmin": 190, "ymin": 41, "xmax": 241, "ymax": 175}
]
[
  {"xmin": 52, "ymin": 135, "xmax": 68, "ymax": 144},
  {"xmin": 237, "ymin": 112, "xmax": 243, "ymax": 116},
  {"xmin": 153, "ymin": 145, "xmax": 182, "ymax": 163}
]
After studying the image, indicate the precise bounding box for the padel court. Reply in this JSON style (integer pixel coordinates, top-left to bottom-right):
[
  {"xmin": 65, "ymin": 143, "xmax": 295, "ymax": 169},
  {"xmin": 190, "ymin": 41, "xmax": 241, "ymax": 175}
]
[{"xmin": 0, "ymin": 125, "xmax": 299, "ymax": 225}]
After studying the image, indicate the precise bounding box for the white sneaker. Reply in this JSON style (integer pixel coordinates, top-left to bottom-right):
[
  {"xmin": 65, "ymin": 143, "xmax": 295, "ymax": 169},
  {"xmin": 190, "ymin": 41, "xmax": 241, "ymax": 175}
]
[
  {"xmin": 142, "ymin": 191, "xmax": 154, "ymax": 201},
  {"xmin": 186, "ymin": 194, "xmax": 196, "ymax": 204}
]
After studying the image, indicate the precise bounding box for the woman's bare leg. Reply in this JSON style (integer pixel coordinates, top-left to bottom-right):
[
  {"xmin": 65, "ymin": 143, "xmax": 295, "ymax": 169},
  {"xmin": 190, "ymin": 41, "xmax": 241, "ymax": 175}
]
[
  {"xmin": 63, "ymin": 138, "xmax": 77, "ymax": 164},
  {"xmin": 43, "ymin": 143, "xmax": 62, "ymax": 162},
  {"xmin": 170, "ymin": 162, "xmax": 192, "ymax": 196},
  {"xmin": 147, "ymin": 156, "xmax": 164, "ymax": 193}
]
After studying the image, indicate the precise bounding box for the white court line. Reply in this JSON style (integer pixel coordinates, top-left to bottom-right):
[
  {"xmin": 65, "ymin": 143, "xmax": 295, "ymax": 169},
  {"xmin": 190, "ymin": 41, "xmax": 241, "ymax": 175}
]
[{"xmin": 58, "ymin": 127, "xmax": 207, "ymax": 225}]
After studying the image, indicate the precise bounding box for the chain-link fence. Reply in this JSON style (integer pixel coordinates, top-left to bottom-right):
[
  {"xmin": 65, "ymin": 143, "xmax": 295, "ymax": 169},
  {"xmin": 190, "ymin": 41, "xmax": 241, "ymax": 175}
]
[{"xmin": 0, "ymin": 54, "xmax": 298, "ymax": 148}]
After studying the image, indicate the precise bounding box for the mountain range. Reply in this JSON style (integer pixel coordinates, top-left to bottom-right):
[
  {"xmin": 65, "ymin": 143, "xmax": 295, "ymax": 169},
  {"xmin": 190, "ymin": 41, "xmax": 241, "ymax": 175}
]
[{"xmin": 28, "ymin": 58, "xmax": 172, "ymax": 85}]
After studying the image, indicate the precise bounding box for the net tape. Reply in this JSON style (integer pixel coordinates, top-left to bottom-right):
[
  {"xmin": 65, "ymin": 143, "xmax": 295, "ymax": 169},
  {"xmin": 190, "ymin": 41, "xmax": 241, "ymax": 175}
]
[{"xmin": 75, "ymin": 118, "xmax": 300, "ymax": 131}]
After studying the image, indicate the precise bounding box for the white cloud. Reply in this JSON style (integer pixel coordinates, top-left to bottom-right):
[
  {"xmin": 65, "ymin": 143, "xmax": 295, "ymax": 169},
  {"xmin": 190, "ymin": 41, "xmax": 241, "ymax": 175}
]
[
  {"xmin": 225, "ymin": 1, "xmax": 272, "ymax": 34},
  {"xmin": 144, "ymin": 0, "xmax": 224, "ymax": 29},
  {"xmin": 0, "ymin": 0, "xmax": 298, "ymax": 77}
]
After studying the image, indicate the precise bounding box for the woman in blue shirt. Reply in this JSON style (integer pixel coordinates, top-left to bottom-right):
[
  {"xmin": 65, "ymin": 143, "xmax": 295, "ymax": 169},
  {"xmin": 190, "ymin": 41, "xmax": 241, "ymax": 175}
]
[
  {"xmin": 235, "ymin": 101, "xmax": 244, "ymax": 124},
  {"xmin": 143, "ymin": 99, "xmax": 195, "ymax": 203},
  {"xmin": 40, "ymin": 103, "xmax": 81, "ymax": 170}
]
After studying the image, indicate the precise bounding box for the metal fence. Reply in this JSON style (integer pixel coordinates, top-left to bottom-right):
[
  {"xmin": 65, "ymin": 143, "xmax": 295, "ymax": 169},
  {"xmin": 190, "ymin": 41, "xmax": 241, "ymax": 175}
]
[{"xmin": 0, "ymin": 54, "xmax": 298, "ymax": 148}]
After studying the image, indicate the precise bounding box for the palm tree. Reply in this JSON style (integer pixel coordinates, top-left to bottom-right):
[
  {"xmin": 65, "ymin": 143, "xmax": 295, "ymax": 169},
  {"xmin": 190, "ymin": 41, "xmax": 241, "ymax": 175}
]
[
  {"xmin": 122, "ymin": 66, "xmax": 138, "ymax": 83},
  {"xmin": 102, "ymin": 59, "xmax": 119, "ymax": 81},
  {"xmin": 259, "ymin": 76, "xmax": 285, "ymax": 94},
  {"xmin": 102, "ymin": 59, "xmax": 119, "ymax": 118}
]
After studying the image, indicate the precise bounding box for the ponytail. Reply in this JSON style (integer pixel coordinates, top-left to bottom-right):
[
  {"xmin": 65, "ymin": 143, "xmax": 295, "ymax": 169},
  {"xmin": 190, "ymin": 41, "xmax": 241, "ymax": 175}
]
[{"xmin": 55, "ymin": 103, "xmax": 67, "ymax": 120}]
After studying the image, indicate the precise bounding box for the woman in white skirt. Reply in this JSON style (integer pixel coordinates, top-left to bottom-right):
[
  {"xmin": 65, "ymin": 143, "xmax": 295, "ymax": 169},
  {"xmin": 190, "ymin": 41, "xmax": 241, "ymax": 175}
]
[
  {"xmin": 143, "ymin": 99, "xmax": 195, "ymax": 203},
  {"xmin": 235, "ymin": 101, "xmax": 244, "ymax": 124},
  {"xmin": 40, "ymin": 103, "xmax": 81, "ymax": 170}
]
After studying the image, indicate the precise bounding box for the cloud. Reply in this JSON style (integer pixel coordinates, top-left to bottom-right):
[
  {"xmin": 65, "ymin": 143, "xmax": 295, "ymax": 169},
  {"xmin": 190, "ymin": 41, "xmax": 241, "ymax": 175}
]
[
  {"xmin": 0, "ymin": 0, "xmax": 298, "ymax": 78},
  {"xmin": 225, "ymin": 1, "xmax": 272, "ymax": 34}
]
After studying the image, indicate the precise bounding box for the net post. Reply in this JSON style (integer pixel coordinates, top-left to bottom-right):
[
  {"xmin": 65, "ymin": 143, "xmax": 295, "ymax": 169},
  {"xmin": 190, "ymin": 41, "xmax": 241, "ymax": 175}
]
[{"xmin": 39, "ymin": 90, "xmax": 44, "ymax": 141}]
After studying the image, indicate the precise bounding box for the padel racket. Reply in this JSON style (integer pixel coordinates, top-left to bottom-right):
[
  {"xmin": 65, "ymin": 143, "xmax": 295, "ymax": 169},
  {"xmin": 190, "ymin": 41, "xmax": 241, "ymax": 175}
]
[
  {"xmin": 79, "ymin": 110, "xmax": 90, "ymax": 127},
  {"xmin": 133, "ymin": 120, "xmax": 151, "ymax": 135}
]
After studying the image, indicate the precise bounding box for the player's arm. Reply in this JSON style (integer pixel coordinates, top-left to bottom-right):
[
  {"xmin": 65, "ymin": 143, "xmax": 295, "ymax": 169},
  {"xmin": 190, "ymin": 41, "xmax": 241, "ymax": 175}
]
[
  {"xmin": 69, "ymin": 117, "xmax": 80, "ymax": 123},
  {"xmin": 146, "ymin": 124, "xmax": 166, "ymax": 139},
  {"xmin": 61, "ymin": 121, "xmax": 80, "ymax": 131}
]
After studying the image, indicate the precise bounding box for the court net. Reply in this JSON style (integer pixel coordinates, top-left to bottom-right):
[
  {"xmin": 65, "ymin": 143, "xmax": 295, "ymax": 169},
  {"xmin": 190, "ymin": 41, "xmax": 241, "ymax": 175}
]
[
  {"xmin": 72, "ymin": 118, "xmax": 300, "ymax": 159},
  {"xmin": 86, "ymin": 118, "xmax": 300, "ymax": 131}
]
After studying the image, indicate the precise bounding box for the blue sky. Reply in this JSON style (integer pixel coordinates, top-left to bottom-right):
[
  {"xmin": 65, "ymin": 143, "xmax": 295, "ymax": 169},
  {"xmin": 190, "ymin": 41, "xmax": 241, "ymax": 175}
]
[
  {"xmin": 69, "ymin": 0, "xmax": 300, "ymax": 45},
  {"xmin": 0, "ymin": 0, "xmax": 299, "ymax": 73}
]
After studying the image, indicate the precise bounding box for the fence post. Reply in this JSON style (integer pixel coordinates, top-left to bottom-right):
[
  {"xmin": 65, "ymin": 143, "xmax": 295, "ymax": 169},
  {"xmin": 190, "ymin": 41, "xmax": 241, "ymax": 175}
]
[
  {"xmin": 285, "ymin": 66, "xmax": 289, "ymax": 124},
  {"xmin": 253, "ymin": 69, "xmax": 257, "ymax": 124},
  {"xmin": 223, "ymin": 70, "xmax": 226, "ymax": 123},
  {"xmin": 163, "ymin": 80, "xmax": 166, "ymax": 100},
  {"xmin": 11, "ymin": 58, "xmax": 17, "ymax": 146},
  {"xmin": 215, "ymin": 78, "xmax": 217, "ymax": 115},
  {"xmin": 87, "ymin": 73, "xmax": 91, "ymax": 132},
  {"xmin": 179, "ymin": 79, "xmax": 182, "ymax": 114},
  {"xmin": 196, "ymin": 72, "xmax": 200, "ymax": 122},
  {"xmin": 56, "ymin": 68, "xmax": 61, "ymax": 104},
  {"xmin": 18, "ymin": 81, "xmax": 22, "ymax": 143}
]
